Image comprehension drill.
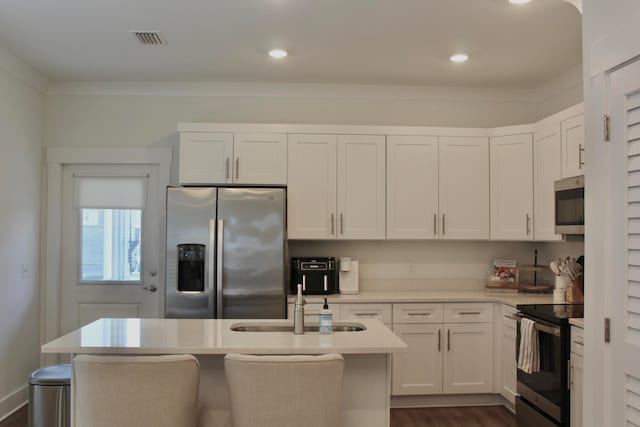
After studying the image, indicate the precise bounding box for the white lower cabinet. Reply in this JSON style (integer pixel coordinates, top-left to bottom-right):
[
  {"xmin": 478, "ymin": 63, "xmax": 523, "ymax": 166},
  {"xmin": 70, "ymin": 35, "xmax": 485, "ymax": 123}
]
[
  {"xmin": 500, "ymin": 305, "xmax": 518, "ymax": 405},
  {"xmin": 443, "ymin": 323, "xmax": 494, "ymax": 394},
  {"xmin": 392, "ymin": 324, "xmax": 443, "ymax": 395},
  {"xmin": 570, "ymin": 325, "xmax": 584, "ymax": 427},
  {"xmin": 391, "ymin": 303, "xmax": 494, "ymax": 396}
]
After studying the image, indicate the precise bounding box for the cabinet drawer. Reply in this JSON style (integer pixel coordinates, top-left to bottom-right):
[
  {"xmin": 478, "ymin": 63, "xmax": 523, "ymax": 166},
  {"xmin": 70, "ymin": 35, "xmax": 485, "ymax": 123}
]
[
  {"xmin": 393, "ymin": 303, "xmax": 444, "ymax": 324},
  {"xmin": 571, "ymin": 325, "xmax": 584, "ymax": 356},
  {"xmin": 444, "ymin": 303, "xmax": 494, "ymax": 323},
  {"xmin": 340, "ymin": 303, "xmax": 392, "ymax": 324},
  {"xmin": 501, "ymin": 304, "xmax": 517, "ymax": 330}
]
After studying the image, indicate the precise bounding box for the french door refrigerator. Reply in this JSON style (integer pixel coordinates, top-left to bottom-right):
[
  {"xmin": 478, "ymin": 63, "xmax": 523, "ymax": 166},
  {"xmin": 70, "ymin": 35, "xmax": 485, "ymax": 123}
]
[{"xmin": 165, "ymin": 187, "xmax": 287, "ymax": 319}]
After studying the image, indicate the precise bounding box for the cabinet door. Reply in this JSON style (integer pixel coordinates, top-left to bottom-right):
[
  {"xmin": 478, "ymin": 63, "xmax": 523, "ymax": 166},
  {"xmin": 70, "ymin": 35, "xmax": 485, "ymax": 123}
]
[
  {"xmin": 233, "ymin": 133, "xmax": 287, "ymax": 184},
  {"xmin": 561, "ymin": 114, "xmax": 585, "ymax": 178},
  {"xmin": 501, "ymin": 312, "xmax": 518, "ymax": 404},
  {"xmin": 179, "ymin": 132, "xmax": 233, "ymax": 185},
  {"xmin": 387, "ymin": 136, "xmax": 439, "ymax": 239},
  {"xmin": 287, "ymin": 134, "xmax": 337, "ymax": 239},
  {"xmin": 570, "ymin": 353, "xmax": 584, "ymax": 427},
  {"xmin": 490, "ymin": 134, "xmax": 533, "ymax": 240},
  {"xmin": 534, "ymin": 125, "xmax": 563, "ymax": 241},
  {"xmin": 392, "ymin": 324, "xmax": 443, "ymax": 395},
  {"xmin": 337, "ymin": 135, "xmax": 386, "ymax": 240},
  {"xmin": 439, "ymin": 137, "xmax": 490, "ymax": 239},
  {"xmin": 443, "ymin": 323, "xmax": 494, "ymax": 394}
]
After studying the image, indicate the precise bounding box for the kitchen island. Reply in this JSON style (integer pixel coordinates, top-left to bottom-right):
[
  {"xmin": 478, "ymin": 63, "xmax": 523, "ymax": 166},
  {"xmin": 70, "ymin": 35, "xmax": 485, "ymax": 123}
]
[{"xmin": 42, "ymin": 318, "xmax": 407, "ymax": 427}]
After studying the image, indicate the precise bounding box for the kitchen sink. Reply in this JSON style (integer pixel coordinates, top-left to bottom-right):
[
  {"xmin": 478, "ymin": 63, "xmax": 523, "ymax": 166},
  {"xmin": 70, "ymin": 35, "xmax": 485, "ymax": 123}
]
[{"xmin": 230, "ymin": 322, "xmax": 366, "ymax": 332}]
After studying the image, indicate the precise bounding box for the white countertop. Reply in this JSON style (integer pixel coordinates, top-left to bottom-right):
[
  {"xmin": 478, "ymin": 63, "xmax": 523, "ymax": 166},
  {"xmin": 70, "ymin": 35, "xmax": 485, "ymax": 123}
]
[
  {"xmin": 41, "ymin": 318, "xmax": 407, "ymax": 355},
  {"xmin": 570, "ymin": 318, "xmax": 585, "ymax": 328},
  {"xmin": 289, "ymin": 290, "xmax": 554, "ymax": 307}
]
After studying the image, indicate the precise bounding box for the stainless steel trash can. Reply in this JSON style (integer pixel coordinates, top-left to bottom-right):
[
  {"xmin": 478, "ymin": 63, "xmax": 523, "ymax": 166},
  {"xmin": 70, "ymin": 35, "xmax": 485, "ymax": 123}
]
[{"xmin": 29, "ymin": 364, "xmax": 71, "ymax": 427}]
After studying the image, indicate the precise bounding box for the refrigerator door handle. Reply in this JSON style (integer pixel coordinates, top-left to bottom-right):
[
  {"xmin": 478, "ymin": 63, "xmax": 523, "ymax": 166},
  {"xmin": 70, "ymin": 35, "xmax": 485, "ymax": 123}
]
[{"xmin": 216, "ymin": 219, "xmax": 224, "ymax": 318}]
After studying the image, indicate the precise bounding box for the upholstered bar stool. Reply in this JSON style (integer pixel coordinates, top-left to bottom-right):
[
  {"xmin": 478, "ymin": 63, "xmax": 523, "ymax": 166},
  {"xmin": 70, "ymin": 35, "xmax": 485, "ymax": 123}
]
[
  {"xmin": 224, "ymin": 353, "xmax": 344, "ymax": 427},
  {"xmin": 72, "ymin": 354, "xmax": 200, "ymax": 427}
]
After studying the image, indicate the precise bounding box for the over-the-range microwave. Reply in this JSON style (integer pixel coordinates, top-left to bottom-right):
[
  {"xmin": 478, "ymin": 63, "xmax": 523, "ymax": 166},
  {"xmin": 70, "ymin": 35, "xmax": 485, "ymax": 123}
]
[{"xmin": 555, "ymin": 175, "xmax": 584, "ymax": 235}]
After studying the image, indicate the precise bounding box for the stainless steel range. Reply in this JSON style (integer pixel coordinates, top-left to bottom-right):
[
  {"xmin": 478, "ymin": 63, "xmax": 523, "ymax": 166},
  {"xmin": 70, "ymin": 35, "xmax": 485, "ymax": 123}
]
[{"xmin": 515, "ymin": 303, "xmax": 584, "ymax": 427}]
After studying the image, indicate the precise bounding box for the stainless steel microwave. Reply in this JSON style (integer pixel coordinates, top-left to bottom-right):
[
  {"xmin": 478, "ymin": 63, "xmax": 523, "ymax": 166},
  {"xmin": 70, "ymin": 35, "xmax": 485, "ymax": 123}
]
[{"xmin": 555, "ymin": 175, "xmax": 584, "ymax": 235}]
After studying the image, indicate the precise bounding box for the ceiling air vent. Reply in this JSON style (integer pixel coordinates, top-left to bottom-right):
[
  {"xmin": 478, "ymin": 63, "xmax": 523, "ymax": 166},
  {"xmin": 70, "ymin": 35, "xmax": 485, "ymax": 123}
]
[{"xmin": 131, "ymin": 31, "xmax": 167, "ymax": 46}]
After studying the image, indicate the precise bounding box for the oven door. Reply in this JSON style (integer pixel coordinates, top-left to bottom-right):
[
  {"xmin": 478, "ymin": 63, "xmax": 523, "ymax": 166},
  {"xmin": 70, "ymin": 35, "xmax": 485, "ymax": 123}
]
[{"xmin": 516, "ymin": 314, "xmax": 565, "ymax": 423}]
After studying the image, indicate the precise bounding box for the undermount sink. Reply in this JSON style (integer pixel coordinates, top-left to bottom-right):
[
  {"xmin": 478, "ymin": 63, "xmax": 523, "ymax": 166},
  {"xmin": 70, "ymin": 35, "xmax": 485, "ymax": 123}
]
[{"xmin": 230, "ymin": 322, "xmax": 367, "ymax": 332}]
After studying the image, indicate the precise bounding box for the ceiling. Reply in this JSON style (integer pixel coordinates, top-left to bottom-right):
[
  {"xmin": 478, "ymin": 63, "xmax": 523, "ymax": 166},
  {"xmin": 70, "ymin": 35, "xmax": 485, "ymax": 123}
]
[{"xmin": 0, "ymin": 0, "xmax": 582, "ymax": 88}]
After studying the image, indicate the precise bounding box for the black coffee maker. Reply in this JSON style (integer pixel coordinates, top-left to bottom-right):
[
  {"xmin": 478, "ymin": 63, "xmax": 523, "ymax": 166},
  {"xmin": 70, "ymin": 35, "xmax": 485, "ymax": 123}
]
[{"xmin": 290, "ymin": 257, "xmax": 339, "ymax": 295}]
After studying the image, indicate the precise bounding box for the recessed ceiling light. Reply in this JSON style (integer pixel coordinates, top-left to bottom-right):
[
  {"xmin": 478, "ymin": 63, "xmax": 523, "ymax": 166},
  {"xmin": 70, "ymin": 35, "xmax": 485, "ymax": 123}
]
[
  {"xmin": 509, "ymin": 0, "xmax": 531, "ymax": 4},
  {"xmin": 450, "ymin": 53, "xmax": 469, "ymax": 63},
  {"xmin": 269, "ymin": 49, "xmax": 288, "ymax": 59}
]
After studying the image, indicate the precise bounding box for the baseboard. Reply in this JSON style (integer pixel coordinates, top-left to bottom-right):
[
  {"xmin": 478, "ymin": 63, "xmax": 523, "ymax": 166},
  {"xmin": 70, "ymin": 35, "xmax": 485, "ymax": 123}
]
[
  {"xmin": 0, "ymin": 385, "xmax": 28, "ymax": 422},
  {"xmin": 391, "ymin": 393, "xmax": 508, "ymax": 409}
]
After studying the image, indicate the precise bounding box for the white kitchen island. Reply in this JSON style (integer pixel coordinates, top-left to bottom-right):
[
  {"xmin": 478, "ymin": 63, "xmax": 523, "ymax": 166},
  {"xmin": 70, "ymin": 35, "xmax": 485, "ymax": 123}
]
[{"xmin": 42, "ymin": 318, "xmax": 407, "ymax": 427}]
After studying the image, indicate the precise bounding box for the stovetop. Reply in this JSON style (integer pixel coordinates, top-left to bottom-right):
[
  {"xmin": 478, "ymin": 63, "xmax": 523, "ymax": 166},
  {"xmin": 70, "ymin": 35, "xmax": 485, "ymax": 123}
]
[{"xmin": 516, "ymin": 303, "xmax": 584, "ymax": 325}]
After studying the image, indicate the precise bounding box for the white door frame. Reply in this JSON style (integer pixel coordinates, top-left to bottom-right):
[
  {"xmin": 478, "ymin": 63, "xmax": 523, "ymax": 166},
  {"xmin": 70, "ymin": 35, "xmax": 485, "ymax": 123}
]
[
  {"xmin": 584, "ymin": 14, "xmax": 640, "ymax": 427},
  {"xmin": 42, "ymin": 147, "xmax": 171, "ymax": 363}
]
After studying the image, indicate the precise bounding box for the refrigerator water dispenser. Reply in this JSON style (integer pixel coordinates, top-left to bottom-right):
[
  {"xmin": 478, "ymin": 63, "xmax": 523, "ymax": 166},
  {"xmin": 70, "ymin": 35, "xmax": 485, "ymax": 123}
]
[{"xmin": 177, "ymin": 244, "xmax": 205, "ymax": 292}]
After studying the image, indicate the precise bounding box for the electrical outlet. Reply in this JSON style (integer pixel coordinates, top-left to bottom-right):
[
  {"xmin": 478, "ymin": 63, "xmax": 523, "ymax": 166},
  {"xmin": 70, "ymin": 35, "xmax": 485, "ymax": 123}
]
[{"xmin": 21, "ymin": 264, "xmax": 29, "ymax": 280}]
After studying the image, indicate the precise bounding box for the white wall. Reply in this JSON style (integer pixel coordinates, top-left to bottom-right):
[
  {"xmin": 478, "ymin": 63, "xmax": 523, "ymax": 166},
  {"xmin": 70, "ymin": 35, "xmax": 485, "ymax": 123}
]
[
  {"xmin": 290, "ymin": 240, "xmax": 584, "ymax": 291},
  {"xmin": 0, "ymin": 49, "xmax": 45, "ymax": 420}
]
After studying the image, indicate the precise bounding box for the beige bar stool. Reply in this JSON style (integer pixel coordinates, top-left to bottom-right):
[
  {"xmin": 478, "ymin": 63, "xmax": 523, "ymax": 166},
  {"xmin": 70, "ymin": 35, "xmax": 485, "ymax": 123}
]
[
  {"xmin": 72, "ymin": 354, "xmax": 200, "ymax": 427},
  {"xmin": 224, "ymin": 353, "xmax": 344, "ymax": 427}
]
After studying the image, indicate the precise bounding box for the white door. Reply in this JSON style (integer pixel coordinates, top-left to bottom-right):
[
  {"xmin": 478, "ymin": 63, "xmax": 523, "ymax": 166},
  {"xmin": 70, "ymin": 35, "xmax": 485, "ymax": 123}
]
[
  {"xmin": 287, "ymin": 134, "xmax": 337, "ymax": 239},
  {"xmin": 490, "ymin": 133, "xmax": 534, "ymax": 240},
  {"xmin": 533, "ymin": 124, "xmax": 563, "ymax": 241},
  {"xmin": 179, "ymin": 132, "xmax": 233, "ymax": 185},
  {"xmin": 337, "ymin": 135, "xmax": 386, "ymax": 240},
  {"xmin": 443, "ymin": 323, "xmax": 494, "ymax": 394},
  {"xmin": 233, "ymin": 133, "xmax": 287, "ymax": 184},
  {"xmin": 438, "ymin": 136, "xmax": 490, "ymax": 240},
  {"xmin": 561, "ymin": 115, "xmax": 585, "ymax": 178},
  {"xmin": 386, "ymin": 135, "xmax": 439, "ymax": 239},
  {"xmin": 59, "ymin": 164, "xmax": 162, "ymax": 334},
  {"xmin": 606, "ymin": 58, "xmax": 640, "ymax": 427},
  {"xmin": 392, "ymin": 324, "xmax": 443, "ymax": 395}
]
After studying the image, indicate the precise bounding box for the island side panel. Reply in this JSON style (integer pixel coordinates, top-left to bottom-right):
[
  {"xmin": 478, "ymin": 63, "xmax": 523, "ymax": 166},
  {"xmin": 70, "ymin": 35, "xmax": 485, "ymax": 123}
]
[{"xmin": 196, "ymin": 353, "xmax": 391, "ymax": 427}]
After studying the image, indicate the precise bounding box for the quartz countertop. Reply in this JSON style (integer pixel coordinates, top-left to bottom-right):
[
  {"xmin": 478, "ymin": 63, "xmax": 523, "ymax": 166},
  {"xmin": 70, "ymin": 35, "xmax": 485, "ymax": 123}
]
[
  {"xmin": 569, "ymin": 318, "xmax": 585, "ymax": 328},
  {"xmin": 288, "ymin": 290, "xmax": 554, "ymax": 307},
  {"xmin": 41, "ymin": 318, "xmax": 407, "ymax": 355}
]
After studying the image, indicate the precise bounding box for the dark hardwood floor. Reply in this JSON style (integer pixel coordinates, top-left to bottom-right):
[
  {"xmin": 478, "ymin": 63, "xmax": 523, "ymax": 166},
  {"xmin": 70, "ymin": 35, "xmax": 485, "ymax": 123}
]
[
  {"xmin": 391, "ymin": 406, "xmax": 516, "ymax": 427},
  {"xmin": 0, "ymin": 404, "xmax": 516, "ymax": 427},
  {"xmin": 0, "ymin": 406, "xmax": 27, "ymax": 427}
]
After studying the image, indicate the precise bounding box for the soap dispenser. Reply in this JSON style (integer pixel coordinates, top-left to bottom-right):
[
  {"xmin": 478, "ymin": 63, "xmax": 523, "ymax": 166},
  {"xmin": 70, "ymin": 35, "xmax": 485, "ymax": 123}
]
[{"xmin": 319, "ymin": 298, "xmax": 333, "ymax": 334}]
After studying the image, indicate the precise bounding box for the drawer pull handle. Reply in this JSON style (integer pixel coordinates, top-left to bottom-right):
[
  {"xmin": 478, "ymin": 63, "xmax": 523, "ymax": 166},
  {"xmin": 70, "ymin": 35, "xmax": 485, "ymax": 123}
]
[
  {"xmin": 407, "ymin": 313, "xmax": 431, "ymax": 316},
  {"xmin": 503, "ymin": 314, "xmax": 515, "ymax": 319},
  {"xmin": 354, "ymin": 313, "xmax": 379, "ymax": 316},
  {"xmin": 573, "ymin": 340, "xmax": 584, "ymax": 346},
  {"xmin": 458, "ymin": 311, "xmax": 482, "ymax": 315}
]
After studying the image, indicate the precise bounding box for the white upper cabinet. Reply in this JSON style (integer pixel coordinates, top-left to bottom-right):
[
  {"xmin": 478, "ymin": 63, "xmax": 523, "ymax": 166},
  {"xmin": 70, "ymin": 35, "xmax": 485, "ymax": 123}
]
[
  {"xmin": 179, "ymin": 132, "xmax": 233, "ymax": 185},
  {"xmin": 533, "ymin": 125, "xmax": 563, "ymax": 241},
  {"xmin": 561, "ymin": 114, "xmax": 585, "ymax": 178},
  {"xmin": 439, "ymin": 136, "xmax": 490, "ymax": 240},
  {"xmin": 490, "ymin": 133, "xmax": 534, "ymax": 240},
  {"xmin": 337, "ymin": 135, "xmax": 386, "ymax": 240},
  {"xmin": 287, "ymin": 134, "xmax": 338, "ymax": 240},
  {"xmin": 178, "ymin": 131, "xmax": 286, "ymax": 185},
  {"xmin": 233, "ymin": 133, "xmax": 287, "ymax": 184},
  {"xmin": 387, "ymin": 136, "xmax": 439, "ymax": 239}
]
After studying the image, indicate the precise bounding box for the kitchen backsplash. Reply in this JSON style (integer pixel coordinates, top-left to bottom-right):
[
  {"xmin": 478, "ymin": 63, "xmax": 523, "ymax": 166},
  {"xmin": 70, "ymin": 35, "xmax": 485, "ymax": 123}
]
[{"xmin": 289, "ymin": 240, "xmax": 584, "ymax": 292}]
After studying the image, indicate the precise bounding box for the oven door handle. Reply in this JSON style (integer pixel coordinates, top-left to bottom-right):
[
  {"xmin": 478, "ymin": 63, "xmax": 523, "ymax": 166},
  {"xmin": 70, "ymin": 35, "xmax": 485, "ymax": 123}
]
[{"xmin": 511, "ymin": 313, "xmax": 561, "ymax": 337}]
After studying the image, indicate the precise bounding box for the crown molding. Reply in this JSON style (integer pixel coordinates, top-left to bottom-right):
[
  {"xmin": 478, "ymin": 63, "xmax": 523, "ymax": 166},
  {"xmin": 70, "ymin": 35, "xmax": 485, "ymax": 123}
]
[
  {"xmin": 0, "ymin": 46, "xmax": 48, "ymax": 93},
  {"xmin": 46, "ymin": 80, "xmax": 539, "ymax": 103}
]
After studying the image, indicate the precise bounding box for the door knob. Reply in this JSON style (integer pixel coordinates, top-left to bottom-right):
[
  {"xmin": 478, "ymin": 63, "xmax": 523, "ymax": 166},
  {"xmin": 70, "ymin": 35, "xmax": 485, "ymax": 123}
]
[
  {"xmin": 149, "ymin": 269, "xmax": 158, "ymax": 277},
  {"xmin": 143, "ymin": 284, "xmax": 158, "ymax": 292}
]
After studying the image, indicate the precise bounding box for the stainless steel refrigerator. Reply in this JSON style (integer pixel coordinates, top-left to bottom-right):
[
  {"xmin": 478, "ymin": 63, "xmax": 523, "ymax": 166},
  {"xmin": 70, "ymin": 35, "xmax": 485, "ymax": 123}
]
[{"xmin": 165, "ymin": 187, "xmax": 287, "ymax": 319}]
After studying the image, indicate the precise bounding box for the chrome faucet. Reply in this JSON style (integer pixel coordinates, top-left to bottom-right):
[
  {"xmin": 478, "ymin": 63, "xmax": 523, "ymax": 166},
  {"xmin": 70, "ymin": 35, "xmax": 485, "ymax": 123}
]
[{"xmin": 293, "ymin": 284, "xmax": 306, "ymax": 335}]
